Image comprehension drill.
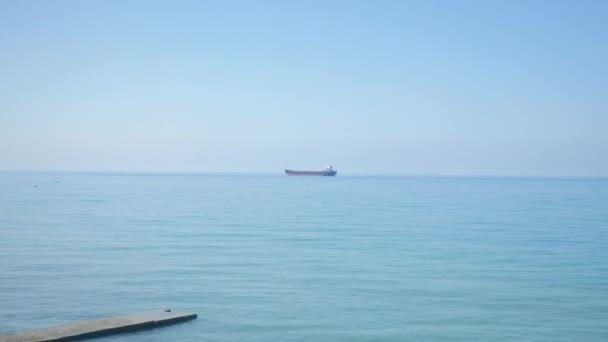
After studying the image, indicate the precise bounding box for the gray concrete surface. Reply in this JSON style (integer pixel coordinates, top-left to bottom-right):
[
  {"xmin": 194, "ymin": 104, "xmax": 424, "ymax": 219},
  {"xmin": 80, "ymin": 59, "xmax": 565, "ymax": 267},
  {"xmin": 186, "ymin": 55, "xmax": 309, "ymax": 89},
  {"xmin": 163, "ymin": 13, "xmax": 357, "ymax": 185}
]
[{"xmin": 0, "ymin": 310, "xmax": 197, "ymax": 342}]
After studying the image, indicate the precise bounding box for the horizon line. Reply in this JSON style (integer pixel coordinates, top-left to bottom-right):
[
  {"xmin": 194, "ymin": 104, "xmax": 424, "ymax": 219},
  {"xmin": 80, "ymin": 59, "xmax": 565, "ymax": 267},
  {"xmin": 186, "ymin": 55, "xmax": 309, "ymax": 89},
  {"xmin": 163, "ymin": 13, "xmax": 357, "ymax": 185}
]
[{"xmin": 1, "ymin": 169, "xmax": 606, "ymax": 179}]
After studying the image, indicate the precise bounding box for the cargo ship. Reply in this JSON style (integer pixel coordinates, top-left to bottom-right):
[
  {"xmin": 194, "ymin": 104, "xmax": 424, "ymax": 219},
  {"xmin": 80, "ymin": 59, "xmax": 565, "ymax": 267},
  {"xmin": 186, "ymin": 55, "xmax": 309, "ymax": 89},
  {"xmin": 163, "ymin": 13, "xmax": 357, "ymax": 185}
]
[{"xmin": 285, "ymin": 165, "xmax": 337, "ymax": 176}]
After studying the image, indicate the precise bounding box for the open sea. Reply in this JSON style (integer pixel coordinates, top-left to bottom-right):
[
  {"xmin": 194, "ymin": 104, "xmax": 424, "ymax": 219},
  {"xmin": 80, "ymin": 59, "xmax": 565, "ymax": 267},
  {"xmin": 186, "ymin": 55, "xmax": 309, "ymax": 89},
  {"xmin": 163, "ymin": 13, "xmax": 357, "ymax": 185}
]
[{"xmin": 1, "ymin": 172, "xmax": 607, "ymax": 341}]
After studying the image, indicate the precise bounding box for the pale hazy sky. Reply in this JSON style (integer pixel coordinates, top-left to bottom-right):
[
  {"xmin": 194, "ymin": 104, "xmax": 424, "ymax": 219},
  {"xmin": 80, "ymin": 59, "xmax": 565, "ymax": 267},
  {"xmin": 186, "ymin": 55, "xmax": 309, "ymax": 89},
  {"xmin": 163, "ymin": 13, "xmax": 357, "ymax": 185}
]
[{"xmin": 1, "ymin": 0, "xmax": 607, "ymax": 176}]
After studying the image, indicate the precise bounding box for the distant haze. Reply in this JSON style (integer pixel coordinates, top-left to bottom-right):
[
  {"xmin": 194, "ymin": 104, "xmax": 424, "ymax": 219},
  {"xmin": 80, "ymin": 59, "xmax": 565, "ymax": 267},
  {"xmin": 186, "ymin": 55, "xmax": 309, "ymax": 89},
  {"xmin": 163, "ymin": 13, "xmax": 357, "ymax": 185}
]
[{"xmin": 1, "ymin": 1, "xmax": 607, "ymax": 176}]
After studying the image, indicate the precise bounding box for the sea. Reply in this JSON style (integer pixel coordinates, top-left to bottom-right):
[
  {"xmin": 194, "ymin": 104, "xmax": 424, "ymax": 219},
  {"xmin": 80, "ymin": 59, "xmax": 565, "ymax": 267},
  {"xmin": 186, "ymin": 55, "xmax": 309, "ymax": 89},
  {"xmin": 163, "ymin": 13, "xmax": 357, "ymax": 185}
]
[{"xmin": 1, "ymin": 172, "xmax": 607, "ymax": 341}]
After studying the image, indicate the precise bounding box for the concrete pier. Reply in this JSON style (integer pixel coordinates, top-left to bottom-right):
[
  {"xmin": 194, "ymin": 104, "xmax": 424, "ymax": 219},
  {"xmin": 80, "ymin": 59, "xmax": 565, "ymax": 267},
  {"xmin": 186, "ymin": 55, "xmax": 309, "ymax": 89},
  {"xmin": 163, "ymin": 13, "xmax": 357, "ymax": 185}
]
[{"xmin": 0, "ymin": 310, "xmax": 197, "ymax": 342}]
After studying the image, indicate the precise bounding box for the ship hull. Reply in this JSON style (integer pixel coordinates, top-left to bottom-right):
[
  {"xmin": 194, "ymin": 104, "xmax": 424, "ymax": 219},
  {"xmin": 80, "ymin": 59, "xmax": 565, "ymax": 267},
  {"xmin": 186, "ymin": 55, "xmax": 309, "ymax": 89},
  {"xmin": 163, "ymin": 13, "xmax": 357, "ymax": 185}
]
[{"xmin": 285, "ymin": 170, "xmax": 337, "ymax": 176}]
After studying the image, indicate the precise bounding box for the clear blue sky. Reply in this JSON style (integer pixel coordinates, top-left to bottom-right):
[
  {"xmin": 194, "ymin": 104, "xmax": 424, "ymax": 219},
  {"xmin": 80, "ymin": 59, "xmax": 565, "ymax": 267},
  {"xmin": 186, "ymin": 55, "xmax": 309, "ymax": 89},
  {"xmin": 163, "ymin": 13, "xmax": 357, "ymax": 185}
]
[{"xmin": 1, "ymin": 0, "xmax": 606, "ymax": 176}]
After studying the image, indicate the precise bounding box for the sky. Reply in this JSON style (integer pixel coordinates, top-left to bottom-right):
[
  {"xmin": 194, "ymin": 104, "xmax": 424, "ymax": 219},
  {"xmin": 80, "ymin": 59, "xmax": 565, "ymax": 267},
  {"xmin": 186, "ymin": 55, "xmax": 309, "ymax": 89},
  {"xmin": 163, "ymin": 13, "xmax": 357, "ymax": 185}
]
[{"xmin": 1, "ymin": 0, "xmax": 607, "ymax": 176}]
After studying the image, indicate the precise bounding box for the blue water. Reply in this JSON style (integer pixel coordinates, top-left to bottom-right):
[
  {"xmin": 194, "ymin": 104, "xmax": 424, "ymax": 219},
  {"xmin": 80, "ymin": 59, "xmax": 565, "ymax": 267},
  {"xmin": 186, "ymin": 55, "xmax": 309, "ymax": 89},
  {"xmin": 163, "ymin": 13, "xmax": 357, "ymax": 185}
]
[{"xmin": 1, "ymin": 173, "xmax": 607, "ymax": 341}]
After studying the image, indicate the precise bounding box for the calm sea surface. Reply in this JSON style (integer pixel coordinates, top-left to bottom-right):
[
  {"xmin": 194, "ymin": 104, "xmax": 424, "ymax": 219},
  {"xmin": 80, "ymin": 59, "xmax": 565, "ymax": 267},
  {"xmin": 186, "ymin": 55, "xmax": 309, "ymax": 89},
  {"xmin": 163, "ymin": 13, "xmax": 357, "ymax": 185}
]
[{"xmin": 1, "ymin": 172, "xmax": 607, "ymax": 341}]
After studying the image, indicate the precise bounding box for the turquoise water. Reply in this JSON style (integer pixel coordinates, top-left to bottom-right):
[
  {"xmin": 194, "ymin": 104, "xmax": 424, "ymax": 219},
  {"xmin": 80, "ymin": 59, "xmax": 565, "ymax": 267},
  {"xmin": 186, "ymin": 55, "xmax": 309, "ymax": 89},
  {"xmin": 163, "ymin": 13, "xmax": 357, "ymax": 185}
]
[{"xmin": 1, "ymin": 172, "xmax": 607, "ymax": 341}]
